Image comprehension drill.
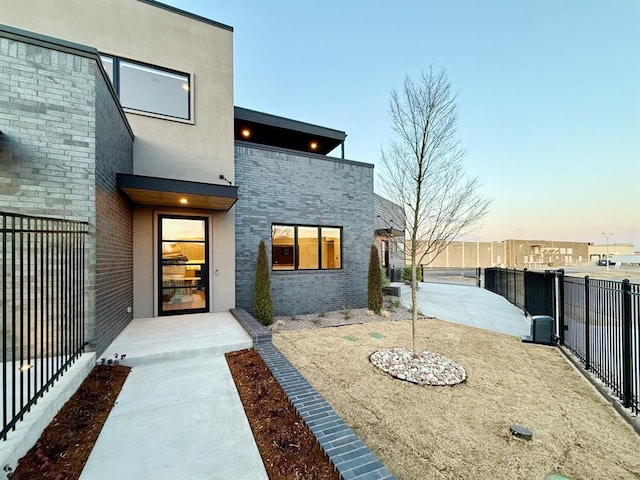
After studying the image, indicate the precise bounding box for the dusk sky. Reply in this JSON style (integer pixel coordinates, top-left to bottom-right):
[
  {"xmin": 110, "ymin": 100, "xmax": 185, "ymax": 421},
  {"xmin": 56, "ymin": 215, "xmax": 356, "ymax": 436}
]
[{"xmin": 167, "ymin": 0, "xmax": 639, "ymax": 249}]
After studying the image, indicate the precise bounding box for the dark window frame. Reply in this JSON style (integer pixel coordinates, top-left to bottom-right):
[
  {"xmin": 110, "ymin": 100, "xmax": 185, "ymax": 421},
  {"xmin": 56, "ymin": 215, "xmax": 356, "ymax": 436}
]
[
  {"xmin": 100, "ymin": 54, "xmax": 192, "ymax": 121},
  {"xmin": 271, "ymin": 223, "xmax": 343, "ymax": 271},
  {"xmin": 158, "ymin": 214, "xmax": 209, "ymax": 316}
]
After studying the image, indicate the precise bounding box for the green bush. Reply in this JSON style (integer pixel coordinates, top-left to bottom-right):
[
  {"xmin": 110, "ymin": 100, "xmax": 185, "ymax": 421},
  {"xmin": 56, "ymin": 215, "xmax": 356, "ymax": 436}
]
[
  {"xmin": 381, "ymin": 268, "xmax": 391, "ymax": 287},
  {"xmin": 253, "ymin": 240, "xmax": 274, "ymax": 326},
  {"xmin": 368, "ymin": 245, "xmax": 383, "ymax": 313},
  {"xmin": 402, "ymin": 265, "xmax": 423, "ymax": 282}
]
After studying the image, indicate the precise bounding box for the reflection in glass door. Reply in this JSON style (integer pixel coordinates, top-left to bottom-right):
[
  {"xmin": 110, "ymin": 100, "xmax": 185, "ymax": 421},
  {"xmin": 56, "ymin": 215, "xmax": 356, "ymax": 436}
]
[{"xmin": 158, "ymin": 215, "xmax": 209, "ymax": 316}]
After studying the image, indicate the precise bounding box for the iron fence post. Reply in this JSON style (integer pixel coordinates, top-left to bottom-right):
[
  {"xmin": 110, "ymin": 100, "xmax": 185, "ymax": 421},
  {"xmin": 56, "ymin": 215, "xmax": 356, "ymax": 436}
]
[
  {"xmin": 622, "ymin": 279, "xmax": 632, "ymax": 409},
  {"xmin": 524, "ymin": 269, "xmax": 529, "ymax": 313},
  {"xmin": 476, "ymin": 267, "xmax": 481, "ymax": 288},
  {"xmin": 524, "ymin": 268, "xmax": 527, "ymax": 312},
  {"xmin": 584, "ymin": 276, "xmax": 590, "ymax": 370},
  {"xmin": 557, "ymin": 269, "xmax": 565, "ymax": 345}
]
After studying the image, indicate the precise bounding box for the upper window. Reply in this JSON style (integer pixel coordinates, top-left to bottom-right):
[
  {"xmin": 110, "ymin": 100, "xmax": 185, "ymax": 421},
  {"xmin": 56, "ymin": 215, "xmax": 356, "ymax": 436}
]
[
  {"xmin": 272, "ymin": 225, "xmax": 341, "ymax": 271},
  {"xmin": 100, "ymin": 55, "xmax": 191, "ymax": 121}
]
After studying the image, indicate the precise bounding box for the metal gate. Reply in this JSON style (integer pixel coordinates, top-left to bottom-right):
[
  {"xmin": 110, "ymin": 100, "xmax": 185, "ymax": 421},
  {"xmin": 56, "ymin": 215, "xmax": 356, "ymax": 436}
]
[
  {"xmin": 523, "ymin": 269, "xmax": 565, "ymax": 343},
  {"xmin": 524, "ymin": 270, "xmax": 556, "ymax": 316}
]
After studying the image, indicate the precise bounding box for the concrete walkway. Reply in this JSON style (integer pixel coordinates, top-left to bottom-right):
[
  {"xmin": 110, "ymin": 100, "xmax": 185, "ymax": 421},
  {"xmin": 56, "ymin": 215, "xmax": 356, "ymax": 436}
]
[
  {"xmin": 79, "ymin": 312, "xmax": 268, "ymax": 480},
  {"xmin": 400, "ymin": 282, "xmax": 531, "ymax": 338}
]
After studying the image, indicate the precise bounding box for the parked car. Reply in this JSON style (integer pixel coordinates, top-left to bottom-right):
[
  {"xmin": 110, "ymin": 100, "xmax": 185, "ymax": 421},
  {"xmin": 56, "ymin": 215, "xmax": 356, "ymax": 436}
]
[{"xmin": 598, "ymin": 259, "xmax": 615, "ymax": 266}]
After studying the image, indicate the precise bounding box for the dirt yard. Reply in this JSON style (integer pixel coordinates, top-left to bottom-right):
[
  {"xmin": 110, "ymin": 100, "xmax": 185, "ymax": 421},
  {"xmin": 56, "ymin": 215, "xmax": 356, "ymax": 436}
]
[{"xmin": 273, "ymin": 318, "xmax": 640, "ymax": 480}]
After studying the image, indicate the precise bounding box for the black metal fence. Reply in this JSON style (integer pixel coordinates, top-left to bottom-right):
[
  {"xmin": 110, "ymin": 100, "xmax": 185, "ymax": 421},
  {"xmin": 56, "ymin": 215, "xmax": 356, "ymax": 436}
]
[
  {"xmin": 1, "ymin": 212, "xmax": 88, "ymax": 440},
  {"xmin": 485, "ymin": 267, "xmax": 639, "ymax": 415},
  {"xmin": 563, "ymin": 276, "xmax": 639, "ymax": 414},
  {"xmin": 484, "ymin": 268, "xmax": 525, "ymax": 308}
]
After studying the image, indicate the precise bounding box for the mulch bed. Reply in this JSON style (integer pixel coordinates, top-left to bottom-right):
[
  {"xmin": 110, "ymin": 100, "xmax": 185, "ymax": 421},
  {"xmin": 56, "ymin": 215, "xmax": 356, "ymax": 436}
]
[
  {"xmin": 225, "ymin": 349, "xmax": 340, "ymax": 480},
  {"xmin": 9, "ymin": 350, "xmax": 340, "ymax": 479},
  {"xmin": 10, "ymin": 364, "xmax": 130, "ymax": 480}
]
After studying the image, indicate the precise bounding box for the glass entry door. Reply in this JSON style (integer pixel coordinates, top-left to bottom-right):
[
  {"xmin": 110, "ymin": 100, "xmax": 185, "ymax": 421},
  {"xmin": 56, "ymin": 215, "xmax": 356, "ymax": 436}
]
[{"xmin": 158, "ymin": 215, "xmax": 209, "ymax": 316}]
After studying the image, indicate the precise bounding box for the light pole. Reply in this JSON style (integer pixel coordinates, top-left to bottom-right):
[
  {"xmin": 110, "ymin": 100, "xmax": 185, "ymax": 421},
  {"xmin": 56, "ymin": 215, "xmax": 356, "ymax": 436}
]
[{"xmin": 601, "ymin": 233, "xmax": 613, "ymax": 270}]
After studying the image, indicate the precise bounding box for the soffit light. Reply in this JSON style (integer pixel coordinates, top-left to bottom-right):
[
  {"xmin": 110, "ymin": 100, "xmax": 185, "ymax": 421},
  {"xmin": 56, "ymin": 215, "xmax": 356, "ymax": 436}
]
[
  {"xmin": 241, "ymin": 128, "xmax": 251, "ymax": 138},
  {"xmin": 309, "ymin": 141, "xmax": 318, "ymax": 151},
  {"xmin": 179, "ymin": 198, "xmax": 189, "ymax": 205}
]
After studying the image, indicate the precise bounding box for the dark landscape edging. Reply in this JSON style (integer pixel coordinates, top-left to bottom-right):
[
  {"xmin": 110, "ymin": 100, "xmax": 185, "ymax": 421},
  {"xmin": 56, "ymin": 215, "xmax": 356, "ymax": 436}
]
[
  {"xmin": 230, "ymin": 308, "xmax": 396, "ymax": 480},
  {"xmin": 230, "ymin": 308, "xmax": 272, "ymax": 344}
]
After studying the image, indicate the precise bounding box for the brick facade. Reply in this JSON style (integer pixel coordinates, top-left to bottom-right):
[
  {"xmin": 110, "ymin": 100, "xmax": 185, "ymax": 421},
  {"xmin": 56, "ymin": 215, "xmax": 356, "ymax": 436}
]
[
  {"xmin": 0, "ymin": 36, "xmax": 97, "ymax": 221},
  {"xmin": 0, "ymin": 28, "xmax": 134, "ymax": 354},
  {"xmin": 235, "ymin": 143, "xmax": 374, "ymax": 316},
  {"xmin": 94, "ymin": 66, "xmax": 134, "ymax": 354}
]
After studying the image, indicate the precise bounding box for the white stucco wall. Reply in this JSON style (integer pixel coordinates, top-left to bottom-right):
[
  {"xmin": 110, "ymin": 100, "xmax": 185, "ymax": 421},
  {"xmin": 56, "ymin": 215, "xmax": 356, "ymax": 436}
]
[{"xmin": 1, "ymin": 0, "xmax": 234, "ymax": 184}]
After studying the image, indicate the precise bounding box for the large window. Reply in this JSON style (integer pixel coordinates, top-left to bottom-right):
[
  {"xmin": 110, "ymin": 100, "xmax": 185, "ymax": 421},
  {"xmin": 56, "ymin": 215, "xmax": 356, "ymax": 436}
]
[
  {"xmin": 159, "ymin": 215, "xmax": 209, "ymax": 316},
  {"xmin": 100, "ymin": 55, "xmax": 191, "ymax": 120},
  {"xmin": 272, "ymin": 225, "xmax": 341, "ymax": 271}
]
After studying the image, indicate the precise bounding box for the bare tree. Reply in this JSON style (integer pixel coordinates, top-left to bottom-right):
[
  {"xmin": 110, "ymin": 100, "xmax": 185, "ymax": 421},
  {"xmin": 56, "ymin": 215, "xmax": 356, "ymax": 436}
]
[{"xmin": 378, "ymin": 67, "xmax": 490, "ymax": 354}]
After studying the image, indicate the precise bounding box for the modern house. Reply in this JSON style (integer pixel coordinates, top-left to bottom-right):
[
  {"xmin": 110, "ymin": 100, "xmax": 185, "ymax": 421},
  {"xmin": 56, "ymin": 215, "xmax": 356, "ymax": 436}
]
[
  {"xmin": 1, "ymin": 0, "xmax": 404, "ymax": 357},
  {"xmin": 2, "ymin": 0, "xmax": 237, "ymax": 357}
]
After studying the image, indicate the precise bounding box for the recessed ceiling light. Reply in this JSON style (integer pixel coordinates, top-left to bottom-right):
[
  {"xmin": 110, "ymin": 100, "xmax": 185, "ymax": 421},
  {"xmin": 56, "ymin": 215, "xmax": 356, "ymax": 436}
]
[
  {"xmin": 179, "ymin": 198, "xmax": 189, "ymax": 205},
  {"xmin": 241, "ymin": 128, "xmax": 251, "ymax": 138},
  {"xmin": 310, "ymin": 141, "xmax": 318, "ymax": 150}
]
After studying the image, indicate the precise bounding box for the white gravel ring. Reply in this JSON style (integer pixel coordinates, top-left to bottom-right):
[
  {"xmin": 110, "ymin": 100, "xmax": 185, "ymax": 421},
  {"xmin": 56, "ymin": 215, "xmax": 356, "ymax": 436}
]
[{"xmin": 370, "ymin": 347, "xmax": 466, "ymax": 386}]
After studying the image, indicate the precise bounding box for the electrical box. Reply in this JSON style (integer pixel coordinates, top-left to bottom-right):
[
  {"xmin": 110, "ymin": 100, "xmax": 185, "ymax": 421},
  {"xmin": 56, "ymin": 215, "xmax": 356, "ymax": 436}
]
[{"xmin": 531, "ymin": 315, "xmax": 554, "ymax": 345}]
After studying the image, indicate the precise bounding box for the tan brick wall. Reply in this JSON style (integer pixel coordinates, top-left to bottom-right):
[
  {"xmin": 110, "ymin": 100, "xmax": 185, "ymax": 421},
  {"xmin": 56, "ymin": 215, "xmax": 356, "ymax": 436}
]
[{"xmin": 412, "ymin": 239, "xmax": 592, "ymax": 269}]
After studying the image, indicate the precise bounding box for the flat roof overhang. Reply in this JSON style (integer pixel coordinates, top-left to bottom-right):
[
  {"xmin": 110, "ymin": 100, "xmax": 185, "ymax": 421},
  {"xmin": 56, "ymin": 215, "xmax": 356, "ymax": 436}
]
[
  {"xmin": 234, "ymin": 106, "xmax": 346, "ymax": 156},
  {"xmin": 117, "ymin": 173, "xmax": 237, "ymax": 211}
]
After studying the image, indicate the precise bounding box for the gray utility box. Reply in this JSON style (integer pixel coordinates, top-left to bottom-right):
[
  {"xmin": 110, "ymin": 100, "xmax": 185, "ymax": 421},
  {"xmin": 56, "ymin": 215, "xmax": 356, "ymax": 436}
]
[{"xmin": 531, "ymin": 315, "xmax": 554, "ymax": 345}]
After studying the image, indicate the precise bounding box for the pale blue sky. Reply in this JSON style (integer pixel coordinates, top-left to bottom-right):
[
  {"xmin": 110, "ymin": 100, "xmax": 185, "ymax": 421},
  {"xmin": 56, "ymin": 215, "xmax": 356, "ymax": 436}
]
[{"xmin": 168, "ymin": 0, "xmax": 639, "ymax": 248}]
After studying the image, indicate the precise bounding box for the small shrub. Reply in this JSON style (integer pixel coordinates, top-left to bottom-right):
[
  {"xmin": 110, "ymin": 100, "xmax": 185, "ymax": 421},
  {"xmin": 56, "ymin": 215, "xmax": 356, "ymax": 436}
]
[
  {"xmin": 318, "ymin": 311, "xmax": 326, "ymax": 318},
  {"xmin": 100, "ymin": 353, "xmax": 126, "ymax": 366},
  {"xmin": 341, "ymin": 307, "xmax": 352, "ymax": 320},
  {"xmin": 402, "ymin": 265, "xmax": 423, "ymax": 282},
  {"xmin": 253, "ymin": 240, "xmax": 274, "ymax": 326},
  {"xmin": 381, "ymin": 268, "xmax": 391, "ymax": 287},
  {"xmin": 367, "ymin": 245, "xmax": 383, "ymax": 313},
  {"xmin": 385, "ymin": 297, "xmax": 401, "ymax": 312},
  {"xmin": 311, "ymin": 318, "xmax": 321, "ymax": 326}
]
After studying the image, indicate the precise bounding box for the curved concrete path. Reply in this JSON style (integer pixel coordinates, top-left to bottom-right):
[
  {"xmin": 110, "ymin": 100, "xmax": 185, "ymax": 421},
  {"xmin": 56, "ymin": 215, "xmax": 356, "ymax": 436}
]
[{"xmin": 400, "ymin": 282, "xmax": 531, "ymax": 338}]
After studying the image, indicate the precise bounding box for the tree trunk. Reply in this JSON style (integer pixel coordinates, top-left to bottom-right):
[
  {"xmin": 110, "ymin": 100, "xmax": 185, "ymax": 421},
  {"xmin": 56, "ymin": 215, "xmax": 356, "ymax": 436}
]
[{"xmin": 412, "ymin": 258, "xmax": 418, "ymax": 355}]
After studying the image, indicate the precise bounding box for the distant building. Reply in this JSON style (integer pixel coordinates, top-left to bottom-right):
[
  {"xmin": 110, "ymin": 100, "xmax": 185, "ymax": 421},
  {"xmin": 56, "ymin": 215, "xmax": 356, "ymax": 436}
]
[
  {"xmin": 416, "ymin": 239, "xmax": 594, "ymax": 269},
  {"xmin": 502, "ymin": 240, "xmax": 590, "ymax": 268},
  {"xmin": 588, "ymin": 243, "xmax": 636, "ymax": 262},
  {"xmin": 416, "ymin": 241, "xmax": 506, "ymax": 268}
]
